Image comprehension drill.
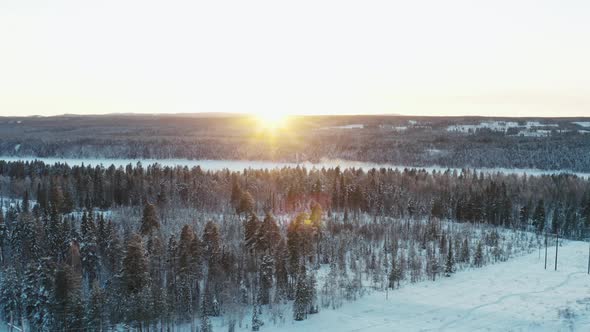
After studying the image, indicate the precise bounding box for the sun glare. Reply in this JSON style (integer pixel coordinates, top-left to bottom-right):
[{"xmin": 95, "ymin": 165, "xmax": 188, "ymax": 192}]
[{"xmin": 255, "ymin": 111, "xmax": 288, "ymax": 130}]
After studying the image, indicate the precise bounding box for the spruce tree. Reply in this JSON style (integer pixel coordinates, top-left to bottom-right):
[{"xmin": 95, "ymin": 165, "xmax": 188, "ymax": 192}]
[
  {"xmin": 0, "ymin": 211, "xmax": 5, "ymax": 263},
  {"xmin": 81, "ymin": 211, "xmax": 99, "ymax": 285},
  {"xmin": 244, "ymin": 213, "xmax": 260, "ymax": 251},
  {"xmin": 140, "ymin": 203, "xmax": 159, "ymax": 236},
  {"xmin": 293, "ymin": 267, "xmax": 308, "ymax": 321},
  {"xmin": 200, "ymin": 314, "xmax": 213, "ymax": 332},
  {"xmin": 532, "ymin": 199, "xmax": 546, "ymax": 233},
  {"xmin": 259, "ymin": 254, "xmax": 274, "ymax": 305},
  {"xmin": 251, "ymin": 300, "xmax": 263, "ymax": 331},
  {"xmin": 86, "ymin": 281, "xmax": 106, "ymax": 330},
  {"xmin": 460, "ymin": 238, "xmax": 470, "ymax": 264},
  {"xmin": 444, "ymin": 238, "xmax": 455, "ymax": 276},
  {"xmin": 0, "ymin": 267, "xmax": 22, "ymax": 329},
  {"xmin": 121, "ymin": 234, "xmax": 149, "ymax": 294},
  {"xmin": 474, "ymin": 241, "xmax": 484, "ymax": 267},
  {"xmin": 238, "ymin": 191, "xmax": 255, "ymax": 216}
]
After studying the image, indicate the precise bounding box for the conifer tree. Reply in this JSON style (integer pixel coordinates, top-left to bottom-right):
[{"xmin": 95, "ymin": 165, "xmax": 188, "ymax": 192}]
[
  {"xmin": 256, "ymin": 212, "xmax": 281, "ymax": 254},
  {"xmin": 474, "ymin": 241, "xmax": 484, "ymax": 267},
  {"xmin": 81, "ymin": 211, "xmax": 99, "ymax": 285},
  {"xmin": 21, "ymin": 190, "xmax": 29, "ymax": 213},
  {"xmin": 251, "ymin": 299, "xmax": 263, "ymax": 331},
  {"xmin": 0, "ymin": 211, "xmax": 5, "ymax": 264},
  {"xmin": 86, "ymin": 281, "xmax": 107, "ymax": 331},
  {"xmin": 140, "ymin": 203, "xmax": 160, "ymax": 236},
  {"xmin": 274, "ymin": 238, "xmax": 290, "ymax": 300},
  {"xmin": 0, "ymin": 267, "xmax": 22, "ymax": 330},
  {"xmin": 238, "ymin": 191, "xmax": 255, "ymax": 216},
  {"xmin": 293, "ymin": 267, "xmax": 308, "ymax": 321},
  {"xmin": 121, "ymin": 234, "xmax": 149, "ymax": 294},
  {"xmin": 533, "ymin": 199, "xmax": 546, "ymax": 233},
  {"xmin": 259, "ymin": 254, "xmax": 274, "ymax": 305},
  {"xmin": 444, "ymin": 238, "xmax": 455, "ymax": 276},
  {"xmin": 460, "ymin": 238, "xmax": 470, "ymax": 264},
  {"xmin": 244, "ymin": 213, "xmax": 260, "ymax": 251},
  {"xmin": 52, "ymin": 264, "xmax": 84, "ymax": 331},
  {"xmin": 200, "ymin": 314, "xmax": 213, "ymax": 332}
]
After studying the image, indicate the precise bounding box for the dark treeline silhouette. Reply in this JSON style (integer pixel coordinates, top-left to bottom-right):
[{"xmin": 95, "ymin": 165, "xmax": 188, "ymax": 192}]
[
  {"xmin": 1, "ymin": 160, "xmax": 589, "ymax": 238},
  {"xmin": 0, "ymin": 160, "xmax": 588, "ymax": 330}
]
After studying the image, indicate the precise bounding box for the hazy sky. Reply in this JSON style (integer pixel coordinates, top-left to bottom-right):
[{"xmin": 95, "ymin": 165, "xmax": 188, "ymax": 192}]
[{"xmin": 1, "ymin": 0, "xmax": 589, "ymax": 117}]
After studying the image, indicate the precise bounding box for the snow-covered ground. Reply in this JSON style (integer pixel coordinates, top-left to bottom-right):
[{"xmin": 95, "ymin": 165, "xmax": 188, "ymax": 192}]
[
  {"xmin": 241, "ymin": 240, "xmax": 590, "ymax": 332},
  {"xmin": 1, "ymin": 157, "xmax": 589, "ymax": 178},
  {"xmin": 573, "ymin": 122, "xmax": 590, "ymax": 128},
  {"xmin": 321, "ymin": 124, "xmax": 365, "ymax": 130},
  {"xmin": 447, "ymin": 121, "xmax": 560, "ymax": 135}
]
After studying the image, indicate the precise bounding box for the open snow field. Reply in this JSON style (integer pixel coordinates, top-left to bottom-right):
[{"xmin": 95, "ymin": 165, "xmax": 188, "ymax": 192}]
[
  {"xmin": 247, "ymin": 240, "xmax": 590, "ymax": 332},
  {"xmin": 1, "ymin": 157, "xmax": 589, "ymax": 178}
]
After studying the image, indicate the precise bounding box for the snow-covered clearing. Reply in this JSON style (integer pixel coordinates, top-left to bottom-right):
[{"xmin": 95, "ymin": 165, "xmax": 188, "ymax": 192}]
[
  {"xmin": 447, "ymin": 121, "xmax": 560, "ymax": 135},
  {"xmin": 1, "ymin": 157, "xmax": 589, "ymax": 179},
  {"xmin": 242, "ymin": 240, "xmax": 590, "ymax": 332},
  {"xmin": 573, "ymin": 122, "xmax": 590, "ymax": 128},
  {"xmin": 321, "ymin": 124, "xmax": 365, "ymax": 130}
]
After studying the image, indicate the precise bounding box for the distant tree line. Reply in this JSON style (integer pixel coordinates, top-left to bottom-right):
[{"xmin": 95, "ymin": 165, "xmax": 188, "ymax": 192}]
[
  {"xmin": 1, "ymin": 160, "xmax": 589, "ymax": 238},
  {"xmin": 1, "ymin": 116, "xmax": 590, "ymax": 171}
]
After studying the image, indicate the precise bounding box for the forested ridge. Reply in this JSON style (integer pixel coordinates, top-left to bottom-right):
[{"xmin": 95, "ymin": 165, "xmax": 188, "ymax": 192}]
[
  {"xmin": 0, "ymin": 160, "xmax": 589, "ymax": 331},
  {"xmin": 2, "ymin": 115, "xmax": 590, "ymax": 171}
]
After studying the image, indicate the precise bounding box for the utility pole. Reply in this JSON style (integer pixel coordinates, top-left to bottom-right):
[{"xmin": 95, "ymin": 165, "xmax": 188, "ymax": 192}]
[
  {"xmin": 544, "ymin": 231, "xmax": 548, "ymax": 270},
  {"xmin": 554, "ymin": 231, "xmax": 559, "ymax": 271},
  {"xmin": 587, "ymin": 241, "xmax": 590, "ymax": 275}
]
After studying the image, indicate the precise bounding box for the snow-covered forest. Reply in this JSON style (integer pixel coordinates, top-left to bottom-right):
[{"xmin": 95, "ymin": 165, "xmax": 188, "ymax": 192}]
[
  {"xmin": 2, "ymin": 115, "xmax": 590, "ymax": 172},
  {"xmin": 0, "ymin": 160, "xmax": 589, "ymax": 331}
]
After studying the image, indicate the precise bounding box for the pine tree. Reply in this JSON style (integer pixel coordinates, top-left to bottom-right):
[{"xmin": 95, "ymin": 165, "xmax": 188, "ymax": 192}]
[
  {"xmin": 532, "ymin": 199, "xmax": 546, "ymax": 233},
  {"xmin": 388, "ymin": 252, "xmax": 402, "ymax": 289},
  {"xmin": 251, "ymin": 300, "xmax": 263, "ymax": 331},
  {"xmin": 0, "ymin": 267, "xmax": 22, "ymax": 329},
  {"xmin": 238, "ymin": 191, "xmax": 255, "ymax": 216},
  {"xmin": 0, "ymin": 211, "xmax": 5, "ymax": 264},
  {"xmin": 307, "ymin": 272, "xmax": 318, "ymax": 314},
  {"xmin": 21, "ymin": 190, "xmax": 29, "ymax": 213},
  {"xmin": 200, "ymin": 314, "xmax": 213, "ymax": 332},
  {"xmin": 140, "ymin": 203, "xmax": 159, "ymax": 236},
  {"xmin": 96, "ymin": 214, "xmax": 108, "ymax": 255},
  {"xmin": 81, "ymin": 211, "xmax": 100, "ymax": 281},
  {"xmin": 121, "ymin": 234, "xmax": 149, "ymax": 294},
  {"xmin": 256, "ymin": 212, "xmax": 281, "ymax": 253},
  {"xmin": 474, "ymin": 241, "xmax": 484, "ymax": 267},
  {"xmin": 52, "ymin": 264, "xmax": 84, "ymax": 331},
  {"xmin": 86, "ymin": 281, "xmax": 107, "ymax": 330},
  {"xmin": 274, "ymin": 238, "xmax": 289, "ymax": 300},
  {"xmin": 259, "ymin": 254, "xmax": 274, "ymax": 305},
  {"xmin": 202, "ymin": 221, "xmax": 221, "ymax": 263},
  {"xmin": 230, "ymin": 175, "xmax": 242, "ymax": 209},
  {"xmin": 22, "ymin": 261, "xmax": 52, "ymax": 331},
  {"xmin": 104, "ymin": 220, "xmax": 121, "ymax": 274},
  {"xmin": 293, "ymin": 267, "xmax": 308, "ymax": 321},
  {"xmin": 460, "ymin": 238, "xmax": 470, "ymax": 264},
  {"xmin": 244, "ymin": 213, "xmax": 260, "ymax": 251},
  {"xmin": 444, "ymin": 238, "xmax": 455, "ymax": 276}
]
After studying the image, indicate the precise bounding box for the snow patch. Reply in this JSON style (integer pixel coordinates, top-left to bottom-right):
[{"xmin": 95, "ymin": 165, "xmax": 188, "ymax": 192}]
[
  {"xmin": 1, "ymin": 157, "xmax": 589, "ymax": 178},
  {"xmin": 447, "ymin": 121, "xmax": 559, "ymax": 134},
  {"xmin": 573, "ymin": 121, "xmax": 590, "ymax": 128},
  {"xmin": 322, "ymin": 124, "xmax": 364, "ymax": 130}
]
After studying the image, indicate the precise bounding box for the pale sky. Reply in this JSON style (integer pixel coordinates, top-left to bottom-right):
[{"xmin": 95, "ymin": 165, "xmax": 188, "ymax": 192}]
[{"xmin": 1, "ymin": 0, "xmax": 589, "ymax": 117}]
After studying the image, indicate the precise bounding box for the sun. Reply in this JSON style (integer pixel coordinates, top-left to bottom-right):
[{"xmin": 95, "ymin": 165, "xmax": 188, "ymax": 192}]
[{"xmin": 255, "ymin": 111, "xmax": 288, "ymax": 130}]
